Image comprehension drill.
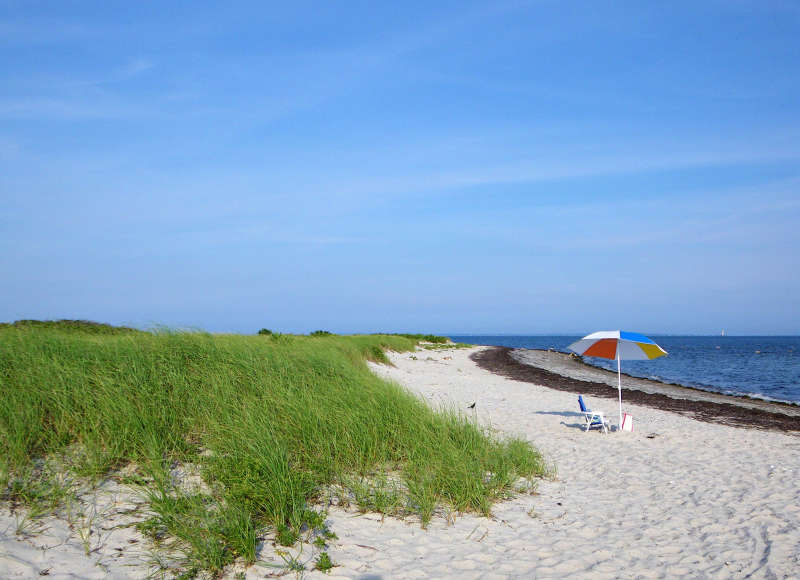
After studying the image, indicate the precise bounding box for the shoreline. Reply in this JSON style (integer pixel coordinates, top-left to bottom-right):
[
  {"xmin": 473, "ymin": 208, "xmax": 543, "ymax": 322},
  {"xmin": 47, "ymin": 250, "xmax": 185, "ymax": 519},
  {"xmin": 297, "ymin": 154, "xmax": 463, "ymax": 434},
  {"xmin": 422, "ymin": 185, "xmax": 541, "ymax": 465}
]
[
  {"xmin": 449, "ymin": 335, "xmax": 800, "ymax": 407},
  {"xmin": 472, "ymin": 346, "xmax": 800, "ymax": 432},
  {"xmin": 517, "ymin": 347, "xmax": 800, "ymax": 409},
  {"xmin": 566, "ymin": 350, "xmax": 800, "ymax": 407}
]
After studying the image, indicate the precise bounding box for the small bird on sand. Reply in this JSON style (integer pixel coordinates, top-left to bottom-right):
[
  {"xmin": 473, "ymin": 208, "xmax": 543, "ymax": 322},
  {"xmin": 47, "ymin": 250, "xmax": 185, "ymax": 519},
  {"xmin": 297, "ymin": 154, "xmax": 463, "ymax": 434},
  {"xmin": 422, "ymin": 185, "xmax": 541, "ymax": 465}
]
[{"xmin": 467, "ymin": 402, "xmax": 476, "ymax": 409}]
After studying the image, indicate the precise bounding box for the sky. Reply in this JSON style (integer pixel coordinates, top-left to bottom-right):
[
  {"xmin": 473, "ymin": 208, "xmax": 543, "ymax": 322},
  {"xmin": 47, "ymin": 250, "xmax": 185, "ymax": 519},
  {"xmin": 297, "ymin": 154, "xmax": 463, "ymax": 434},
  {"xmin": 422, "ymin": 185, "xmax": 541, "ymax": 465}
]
[{"xmin": 2, "ymin": 1, "xmax": 799, "ymax": 335}]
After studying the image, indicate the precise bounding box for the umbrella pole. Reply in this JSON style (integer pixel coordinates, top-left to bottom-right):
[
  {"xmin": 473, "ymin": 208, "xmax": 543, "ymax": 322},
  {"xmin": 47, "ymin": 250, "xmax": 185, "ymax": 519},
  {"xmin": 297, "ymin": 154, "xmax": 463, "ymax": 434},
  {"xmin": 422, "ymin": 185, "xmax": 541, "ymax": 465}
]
[{"xmin": 617, "ymin": 351, "xmax": 622, "ymax": 430}]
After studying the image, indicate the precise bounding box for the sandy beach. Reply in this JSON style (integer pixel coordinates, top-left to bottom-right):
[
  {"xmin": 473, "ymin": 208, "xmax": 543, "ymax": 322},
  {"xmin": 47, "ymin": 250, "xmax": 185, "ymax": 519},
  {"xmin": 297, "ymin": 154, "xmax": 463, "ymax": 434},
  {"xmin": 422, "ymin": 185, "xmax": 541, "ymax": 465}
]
[
  {"xmin": 2, "ymin": 345, "xmax": 799, "ymax": 578},
  {"xmin": 321, "ymin": 346, "xmax": 800, "ymax": 579}
]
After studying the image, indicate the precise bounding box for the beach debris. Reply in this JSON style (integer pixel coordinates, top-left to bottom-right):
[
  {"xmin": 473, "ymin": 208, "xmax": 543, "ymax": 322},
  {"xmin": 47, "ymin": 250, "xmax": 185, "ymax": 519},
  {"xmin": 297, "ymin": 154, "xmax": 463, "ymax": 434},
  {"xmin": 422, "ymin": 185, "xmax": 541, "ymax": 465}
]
[
  {"xmin": 354, "ymin": 544, "xmax": 378, "ymax": 551},
  {"xmin": 467, "ymin": 402, "xmax": 476, "ymax": 409},
  {"xmin": 465, "ymin": 524, "xmax": 490, "ymax": 542},
  {"xmin": 646, "ymin": 433, "xmax": 658, "ymax": 439}
]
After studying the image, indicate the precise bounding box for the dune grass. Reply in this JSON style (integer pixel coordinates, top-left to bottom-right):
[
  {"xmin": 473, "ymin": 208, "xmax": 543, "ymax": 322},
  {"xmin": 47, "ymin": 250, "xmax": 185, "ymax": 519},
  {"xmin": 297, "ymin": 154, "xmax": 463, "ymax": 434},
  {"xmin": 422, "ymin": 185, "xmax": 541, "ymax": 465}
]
[{"xmin": 0, "ymin": 322, "xmax": 547, "ymax": 575}]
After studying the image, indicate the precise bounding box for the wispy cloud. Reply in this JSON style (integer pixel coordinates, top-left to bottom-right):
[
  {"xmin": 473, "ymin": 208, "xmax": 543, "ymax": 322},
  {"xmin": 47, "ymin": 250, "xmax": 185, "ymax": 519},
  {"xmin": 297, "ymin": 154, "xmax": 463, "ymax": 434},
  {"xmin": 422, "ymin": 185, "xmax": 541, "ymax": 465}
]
[
  {"xmin": 61, "ymin": 57, "xmax": 156, "ymax": 88},
  {"xmin": 0, "ymin": 97, "xmax": 148, "ymax": 120},
  {"xmin": 261, "ymin": 143, "xmax": 800, "ymax": 207},
  {"xmin": 484, "ymin": 176, "xmax": 800, "ymax": 250},
  {"xmin": 121, "ymin": 58, "xmax": 154, "ymax": 78},
  {"xmin": 0, "ymin": 57, "xmax": 156, "ymax": 120},
  {"xmin": 0, "ymin": 18, "xmax": 93, "ymax": 45},
  {"xmin": 185, "ymin": 225, "xmax": 366, "ymax": 247}
]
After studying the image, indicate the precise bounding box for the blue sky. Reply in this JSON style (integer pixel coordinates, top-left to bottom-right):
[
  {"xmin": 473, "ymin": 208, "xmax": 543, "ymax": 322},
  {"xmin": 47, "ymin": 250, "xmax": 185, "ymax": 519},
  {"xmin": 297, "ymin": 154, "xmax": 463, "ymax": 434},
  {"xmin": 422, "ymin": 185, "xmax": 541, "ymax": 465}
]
[{"xmin": 2, "ymin": 1, "xmax": 799, "ymax": 335}]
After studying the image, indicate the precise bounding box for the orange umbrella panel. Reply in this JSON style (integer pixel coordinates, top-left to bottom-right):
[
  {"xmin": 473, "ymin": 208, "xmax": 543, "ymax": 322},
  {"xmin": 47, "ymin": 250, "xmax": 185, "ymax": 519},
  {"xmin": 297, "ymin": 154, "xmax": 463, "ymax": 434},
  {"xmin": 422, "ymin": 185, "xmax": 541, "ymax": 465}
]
[{"xmin": 581, "ymin": 338, "xmax": 618, "ymax": 359}]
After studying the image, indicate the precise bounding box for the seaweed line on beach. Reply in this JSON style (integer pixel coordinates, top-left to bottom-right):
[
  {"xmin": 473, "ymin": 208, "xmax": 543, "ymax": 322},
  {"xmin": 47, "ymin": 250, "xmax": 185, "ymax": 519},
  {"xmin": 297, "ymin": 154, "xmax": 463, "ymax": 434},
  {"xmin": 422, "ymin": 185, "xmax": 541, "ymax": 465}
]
[{"xmin": 471, "ymin": 347, "xmax": 800, "ymax": 433}]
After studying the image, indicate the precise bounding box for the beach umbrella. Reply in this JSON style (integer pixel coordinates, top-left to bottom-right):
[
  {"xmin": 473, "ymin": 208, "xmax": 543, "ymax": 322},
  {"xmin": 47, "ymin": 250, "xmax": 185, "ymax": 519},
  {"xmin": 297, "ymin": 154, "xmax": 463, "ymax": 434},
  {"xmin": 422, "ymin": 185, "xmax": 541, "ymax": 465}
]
[{"xmin": 567, "ymin": 331, "xmax": 667, "ymax": 430}]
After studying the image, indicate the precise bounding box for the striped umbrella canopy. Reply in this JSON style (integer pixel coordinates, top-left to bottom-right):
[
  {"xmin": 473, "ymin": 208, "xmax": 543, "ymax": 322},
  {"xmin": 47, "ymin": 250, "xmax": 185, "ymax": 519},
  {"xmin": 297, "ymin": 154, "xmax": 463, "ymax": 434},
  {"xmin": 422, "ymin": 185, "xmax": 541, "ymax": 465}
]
[{"xmin": 567, "ymin": 331, "xmax": 667, "ymax": 430}]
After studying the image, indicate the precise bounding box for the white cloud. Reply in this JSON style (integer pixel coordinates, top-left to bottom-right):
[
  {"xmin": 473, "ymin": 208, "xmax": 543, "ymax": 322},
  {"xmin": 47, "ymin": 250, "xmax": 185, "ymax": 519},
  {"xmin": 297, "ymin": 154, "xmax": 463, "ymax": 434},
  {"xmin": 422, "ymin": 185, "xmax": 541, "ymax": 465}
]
[{"xmin": 121, "ymin": 58, "xmax": 154, "ymax": 78}]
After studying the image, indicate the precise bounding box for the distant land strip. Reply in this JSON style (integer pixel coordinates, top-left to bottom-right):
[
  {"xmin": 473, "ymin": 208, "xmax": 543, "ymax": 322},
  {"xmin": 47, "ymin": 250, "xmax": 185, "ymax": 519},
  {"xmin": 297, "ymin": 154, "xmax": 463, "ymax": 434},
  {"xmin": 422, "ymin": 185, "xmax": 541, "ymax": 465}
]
[{"xmin": 471, "ymin": 347, "xmax": 800, "ymax": 433}]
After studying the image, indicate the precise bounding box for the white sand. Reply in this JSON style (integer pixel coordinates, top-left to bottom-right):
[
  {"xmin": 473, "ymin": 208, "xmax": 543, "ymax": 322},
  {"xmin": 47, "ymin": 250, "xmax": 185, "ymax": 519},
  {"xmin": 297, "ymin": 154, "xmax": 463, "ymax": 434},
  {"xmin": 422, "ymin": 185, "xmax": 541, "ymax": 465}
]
[
  {"xmin": 314, "ymin": 346, "xmax": 800, "ymax": 579},
  {"xmin": 0, "ymin": 477, "xmax": 155, "ymax": 578},
  {"xmin": 2, "ymin": 345, "xmax": 798, "ymax": 578}
]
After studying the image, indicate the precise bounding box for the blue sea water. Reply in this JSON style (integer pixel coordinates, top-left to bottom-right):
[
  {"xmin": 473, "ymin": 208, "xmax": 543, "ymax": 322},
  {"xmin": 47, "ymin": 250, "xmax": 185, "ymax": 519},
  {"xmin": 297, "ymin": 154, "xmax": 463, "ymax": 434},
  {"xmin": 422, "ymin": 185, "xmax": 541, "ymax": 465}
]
[{"xmin": 448, "ymin": 335, "xmax": 800, "ymax": 405}]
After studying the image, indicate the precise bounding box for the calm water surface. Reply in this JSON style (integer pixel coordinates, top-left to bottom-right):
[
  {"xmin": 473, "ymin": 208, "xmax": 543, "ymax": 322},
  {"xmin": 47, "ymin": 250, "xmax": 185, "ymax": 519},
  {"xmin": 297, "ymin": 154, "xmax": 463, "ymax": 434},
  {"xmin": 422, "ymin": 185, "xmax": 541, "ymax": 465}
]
[{"xmin": 448, "ymin": 335, "xmax": 800, "ymax": 405}]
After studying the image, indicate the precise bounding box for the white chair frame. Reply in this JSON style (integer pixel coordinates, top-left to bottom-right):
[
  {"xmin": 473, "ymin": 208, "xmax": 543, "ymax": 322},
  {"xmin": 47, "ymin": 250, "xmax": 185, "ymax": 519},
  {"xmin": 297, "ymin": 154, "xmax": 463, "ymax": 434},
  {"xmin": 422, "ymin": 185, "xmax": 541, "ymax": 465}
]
[{"xmin": 578, "ymin": 396, "xmax": 609, "ymax": 434}]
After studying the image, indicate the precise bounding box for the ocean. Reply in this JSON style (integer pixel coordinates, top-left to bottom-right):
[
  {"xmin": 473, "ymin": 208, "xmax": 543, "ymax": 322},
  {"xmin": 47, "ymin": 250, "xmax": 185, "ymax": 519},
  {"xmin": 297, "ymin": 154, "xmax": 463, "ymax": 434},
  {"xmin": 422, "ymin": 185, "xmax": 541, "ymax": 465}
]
[{"xmin": 448, "ymin": 335, "xmax": 800, "ymax": 405}]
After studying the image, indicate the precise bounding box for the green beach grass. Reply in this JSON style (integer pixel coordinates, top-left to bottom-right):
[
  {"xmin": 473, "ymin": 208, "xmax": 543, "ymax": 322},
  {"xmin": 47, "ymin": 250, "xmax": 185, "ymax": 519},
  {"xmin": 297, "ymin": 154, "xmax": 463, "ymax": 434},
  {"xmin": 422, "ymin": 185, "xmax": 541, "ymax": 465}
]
[{"xmin": 0, "ymin": 321, "xmax": 547, "ymax": 575}]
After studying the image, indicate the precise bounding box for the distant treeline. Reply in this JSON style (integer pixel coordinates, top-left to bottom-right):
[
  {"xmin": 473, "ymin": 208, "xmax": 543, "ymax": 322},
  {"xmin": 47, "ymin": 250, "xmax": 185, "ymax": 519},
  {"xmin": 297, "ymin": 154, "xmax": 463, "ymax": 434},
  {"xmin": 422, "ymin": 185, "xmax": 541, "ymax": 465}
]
[{"xmin": 1, "ymin": 321, "xmax": 450, "ymax": 344}]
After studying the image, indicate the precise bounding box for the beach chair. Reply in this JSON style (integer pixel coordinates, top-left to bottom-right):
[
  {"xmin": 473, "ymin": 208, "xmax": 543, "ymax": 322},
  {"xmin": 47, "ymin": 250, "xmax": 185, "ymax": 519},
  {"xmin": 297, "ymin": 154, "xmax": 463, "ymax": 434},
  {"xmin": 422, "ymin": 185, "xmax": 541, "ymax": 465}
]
[{"xmin": 578, "ymin": 395, "xmax": 609, "ymax": 433}]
